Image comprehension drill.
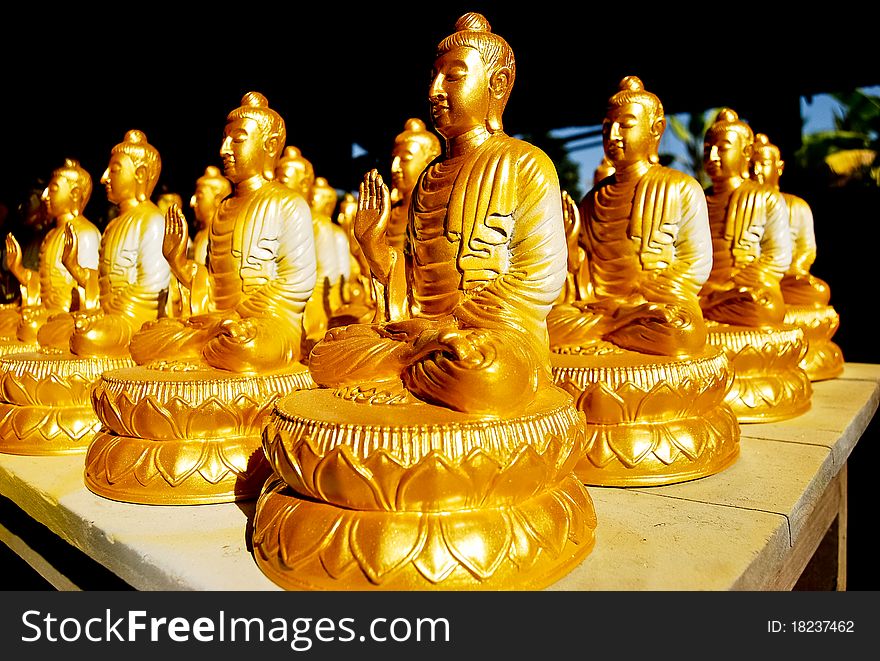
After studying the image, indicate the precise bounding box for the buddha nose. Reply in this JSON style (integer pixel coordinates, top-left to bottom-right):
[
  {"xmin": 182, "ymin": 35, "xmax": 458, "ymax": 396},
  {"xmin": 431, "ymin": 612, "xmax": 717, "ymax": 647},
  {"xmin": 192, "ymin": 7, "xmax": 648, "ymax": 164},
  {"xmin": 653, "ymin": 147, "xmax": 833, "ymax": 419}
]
[
  {"xmin": 40, "ymin": 187, "xmax": 49, "ymax": 201},
  {"xmin": 610, "ymin": 122, "xmax": 622, "ymax": 141},
  {"xmin": 100, "ymin": 168, "xmax": 110, "ymax": 184},
  {"xmin": 190, "ymin": 194, "xmax": 197, "ymax": 208},
  {"xmin": 220, "ymin": 135, "xmax": 232, "ymax": 155},
  {"xmin": 391, "ymin": 155, "xmax": 401, "ymax": 173},
  {"xmin": 428, "ymin": 76, "xmax": 446, "ymax": 103},
  {"xmin": 708, "ymin": 145, "xmax": 720, "ymax": 161}
]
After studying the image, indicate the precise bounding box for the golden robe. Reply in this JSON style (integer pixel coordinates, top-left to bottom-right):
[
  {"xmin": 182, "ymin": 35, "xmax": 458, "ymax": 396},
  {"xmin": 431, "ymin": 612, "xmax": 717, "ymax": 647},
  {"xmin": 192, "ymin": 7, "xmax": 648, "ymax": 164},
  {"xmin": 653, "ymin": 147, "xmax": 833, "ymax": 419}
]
[
  {"xmin": 309, "ymin": 132, "xmax": 567, "ymax": 414},
  {"xmin": 780, "ymin": 192, "xmax": 830, "ymax": 306}
]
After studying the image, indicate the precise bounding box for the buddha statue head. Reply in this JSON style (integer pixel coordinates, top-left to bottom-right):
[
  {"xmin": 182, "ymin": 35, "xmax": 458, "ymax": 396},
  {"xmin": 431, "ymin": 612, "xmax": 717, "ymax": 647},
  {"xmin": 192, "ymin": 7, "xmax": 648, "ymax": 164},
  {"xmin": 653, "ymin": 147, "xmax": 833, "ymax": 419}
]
[
  {"xmin": 101, "ymin": 130, "xmax": 161, "ymax": 206},
  {"xmin": 602, "ymin": 76, "xmax": 665, "ymax": 171},
  {"xmin": 221, "ymin": 91, "xmax": 285, "ymax": 185},
  {"xmin": 309, "ymin": 177, "xmax": 338, "ymax": 219},
  {"xmin": 157, "ymin": 191, "xmax": 184, "ymax": 219},
  {"xmin": 431, "ymin": 12, "xmax": 515, "ymax": 139},
  {"xmin": 41, "ymin": 158, "xmax": 92, "ymax": 221},
  {"xmin": 190, "ymin": 165, "xmax": 232, "ymax": 230},
  {"xmin": 275, "ymin": 146, "xmax": 315, "ymax": 200},
  {"xmin": 390, "ymin": 118, "xmax": 441, "ymax": 205},
  {"xmin": 750, "ymin": 133, "xmax": 784, "ymax": 188},
  {"xmin": 703, "ymin": 108, "xmax": 754, "ymax": 184}
]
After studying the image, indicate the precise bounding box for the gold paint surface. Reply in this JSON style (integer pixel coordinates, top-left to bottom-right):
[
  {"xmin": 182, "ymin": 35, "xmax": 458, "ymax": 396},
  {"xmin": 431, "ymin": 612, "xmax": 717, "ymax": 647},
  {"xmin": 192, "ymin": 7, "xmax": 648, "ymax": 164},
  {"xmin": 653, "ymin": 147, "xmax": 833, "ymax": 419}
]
[
  {"xmin": 253, "ymin": 12, "xmax": 597, "ymax": 590},
  {"xmin": 546, "ymin": 77, "xmax": 738, "ymax": 487}
]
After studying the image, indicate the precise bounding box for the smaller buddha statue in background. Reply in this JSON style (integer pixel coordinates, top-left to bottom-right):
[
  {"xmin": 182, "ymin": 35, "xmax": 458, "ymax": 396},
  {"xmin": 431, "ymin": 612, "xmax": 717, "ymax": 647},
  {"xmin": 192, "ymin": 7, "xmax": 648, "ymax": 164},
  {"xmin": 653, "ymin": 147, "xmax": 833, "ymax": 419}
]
[
  {"xmin": 387, "ymin": 117, "xmax": 441, "ymax": 250},
  {"xmin": 546, "ymin": 76, "xmax": 738, "ymax": 486},
  {"xmin": 157, "ymin": 190, "xmax": 184, "ymax": 219},
  {"xmin": 750, "ymin": 133, "xmax": 843, "ymax": 380},
  {"xmin": 1, "ymin": 159, "xmax": 100, "ymax": 349},
  {"xmin": 37, "ymin": 130, "xmax": 169, "ymax": 356},
  {"xmin": 275, "ymin": 145, "xmax": 314, "ymax": 201},
  {"xmin": 84, "ymin": 92, "xmax": 317, "ymax": 504},
  {"xmin": 699, "ymin": 109, "xmax": 811, "ymax": 419},
  {"xmin": 700, "ymin": 109, "xmax": 791, "ymax": 327},
  {"xmin": 189, "ymin": 166, "xmax": 231, "ymax": 266},
  {"xmin": 0, "ymin": 132, "xmax": 169, "ymax": 455},
  {"xmin": 303, "ymin": 176, "xmax": 350, "ymax": 342}
]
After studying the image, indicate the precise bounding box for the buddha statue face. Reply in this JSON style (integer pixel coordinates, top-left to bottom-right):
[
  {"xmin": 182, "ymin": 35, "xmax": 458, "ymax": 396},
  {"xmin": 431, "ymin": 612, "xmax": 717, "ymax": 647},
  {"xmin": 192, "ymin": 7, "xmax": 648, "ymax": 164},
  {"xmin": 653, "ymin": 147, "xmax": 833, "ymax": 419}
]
[
  {"xmin": 390, "ymin": 121, "xmax": 440, "ymax": 204},
  {"xmin": 310, "ymin": 178, "xmax": 338, "ymax": 218},
  {"xmin": 101, "ymin": 152, "xmax": 140, "ymax": 205},
  {"xmin": 276, "ymin": 159, "xmax": 313, "ymax": 198},
  {"xmin": 750, "ymin": 137, "xmax": 784, "ymax": 187},
  {"xmin": 603, "ymin": 101, "xmax": 663, "ymax": 169},
  {"xmin": 191, "ymin": 182, "xmax": 221, "ymax": 229},
  {"xmin": 704, "ymin": 128, "xmax": 751, "ymax": 183},
  {"xmin": 220, "ymin": 117, "xmax": 277, "ymax": 185},
  {"xmin": 41, "ymin": 173, "xmax": 80, "ymax": 219},
  {"xmin": 429, "ymin": 46, "xmax": 492, "ymax": 140}
]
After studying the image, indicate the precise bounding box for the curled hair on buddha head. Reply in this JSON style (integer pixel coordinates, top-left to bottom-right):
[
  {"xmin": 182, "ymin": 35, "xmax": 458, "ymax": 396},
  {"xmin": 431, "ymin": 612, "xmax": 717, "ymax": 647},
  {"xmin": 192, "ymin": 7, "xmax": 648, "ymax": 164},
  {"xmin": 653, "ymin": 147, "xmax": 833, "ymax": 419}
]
[
  {"xmin": 196, "ymin": 165, "xmax": 232, "ymax": 200},
  {"xmin": 227, "ymin": 91, "xmax": 286, "ymax": 155},
  {"xmin": 437, "ymin": 12, "xmax": 516, "ymax": 133},
  {"xmin": 53, "ymin": 158, "xmax": 93, "ymax": 211},
  {"xmin": 608, "ymin": 76, "xmax": 665, "ymax": 127},
  {"xmin": 395, "ymin": 118, "xmax": 442, "ymax": 160},
  {"xmin": 111, "ymin": 130, "xmax": 162, "ymax": 198},
  {"xmin": 706, "ymin": 107, "xmax": 754, "ymax": 146}
]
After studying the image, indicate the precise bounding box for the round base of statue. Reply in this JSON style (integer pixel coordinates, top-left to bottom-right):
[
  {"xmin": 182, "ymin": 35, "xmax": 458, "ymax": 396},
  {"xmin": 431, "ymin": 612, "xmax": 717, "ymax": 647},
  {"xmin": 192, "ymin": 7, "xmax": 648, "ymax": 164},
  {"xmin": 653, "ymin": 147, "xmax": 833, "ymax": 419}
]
[
  {"xmin": 253, "ymin": 385, "xmax": 597, "ymax": 590},
  {"xmin": 85, "ymin": 362, "xmax": 315, "ymax": 505},
  {"xmin": 706, "ymin": 322, "xmax": 812, "ymax": 423},
  {"xmin": 550, "ymin": 345, "xmax": 740, "ymax": 487},
  {"xmin": 784, "ymin": 304, "xmax": 844, "ymax": 382},
  {"xmin": 0, "ymin": 349, "xmax": 133, "ymax": 455}
]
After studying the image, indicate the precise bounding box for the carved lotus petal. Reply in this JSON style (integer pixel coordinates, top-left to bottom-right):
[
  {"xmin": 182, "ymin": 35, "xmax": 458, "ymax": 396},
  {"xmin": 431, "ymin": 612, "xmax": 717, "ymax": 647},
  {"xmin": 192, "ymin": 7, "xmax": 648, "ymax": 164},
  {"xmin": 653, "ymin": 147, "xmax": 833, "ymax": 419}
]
[
  {"xmin": 34, "ymin": 374, "xmax": 75, "ymax": 405},
  {"xmin": 272, "ymin": 501, "xmax": 341, "ymax": 569},
  {"xmin": 196, "ymin": 442, "xmax": 233, "ymax": 484},
  {"xmin": 104, "ymin": 437, "xmax": 150, "ymax": 484},
  {"xmin": 265, "ymin": 434, "xmax": 308, "ymax": 495},
  {"xmin": 488, "ymin": 445, "xmax": 551, "ymax": 505},
  {"xmin": 132, "ymin": 446, "xmax": 162, "ymax": 485},
  {"xmin": 412, "ymin": 516, "xmax": 460, "ymax": 584},
  {"xmin": 515, "ymin": 490, "xmax": 569, "ymax": 556},
  {"xmin": 577, "ymin": 383, "xmax": 627, "ymax": 424},
  {"xmin": 668, "ymin": 425, "xmax": 703, "ymax": 462},
  {"xmin": 508, "ymin": 512, "xmax": 540, "ymax": 571},
  {"xmin": 131, "ymin": 396, "xmax": 183, "ymax": 440},
  {"xmin": 362, "ymin": 451, "xmax": 406, "ymax": 511},
  {"xmin": 652, "ymin": 429, "xmax": 682, "ymax": 465},
  {"xmin": 396, "ymin": 452, "xmax": 471, "ymax": 511},
  {"xmin": 187, "ymin": 397, "xmax": 240, "ymax": 438},
  {"xmin": 218, "ymin": 437, "xmax": 256, "ymax": 475},
  {"xmin": 692, "ymin": 378, "xmax": 727, "ymax": 413},
  {"xmin": 635, "ymin": 381, "xmax": 687, "ymax": 420},
  {"xmin": 155, "ymin": 440, "xmax": 204, "ymax": 486},
  {"xmin": 55, "ymin": 408, "xmax": 99, "ymax": 441},
  {"xmin": 0, "ymin": 373, "xmax": 34, "ymax": 405},
  {"xmin": 460, "ymin": 451, "xmax": 503, "ymax": 507},
  {"xmin": 440, "ymin": 509, "xmax": 511, "ymax": 581},
  {"xmin": 584, "ymin": 427, "xmax": 617, "ymax": 468},
  {"xmin": 94, "ymin": 392, "xmax": 129, "ymax": 436},
  {"xmin": 350, "ymin": 510, "xmax": 425, "ymax": 585},
  {"xmin": 318, "ymin": 515, "xmax": 358, "ymax": 579},
  {"xmin": 314, "ymin": 447, "xmax": 383, "ymax": 510},
  {"xmin": 6, "ymin": 407, "xmax": 44, "ymax": 439},
  {"xmin": 731, "ymin": 345, "xmax": 766, "ymax": 372},
  {"xmin": 607, "ymin": 425, "xmax": 656, "ymax": 468},
  {"xmin": 556, "ymin": 477, "xmax": 597, "ymax": 536}
]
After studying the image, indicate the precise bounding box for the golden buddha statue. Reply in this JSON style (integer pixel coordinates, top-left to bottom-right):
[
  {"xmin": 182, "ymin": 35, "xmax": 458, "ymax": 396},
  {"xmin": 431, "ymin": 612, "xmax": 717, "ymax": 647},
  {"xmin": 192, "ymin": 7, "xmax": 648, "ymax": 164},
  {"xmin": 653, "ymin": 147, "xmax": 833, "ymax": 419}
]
[
  {"xmin": 84, "ymin": 92, "xmax": 317, "ymax": 505},
  {"xmin": 303, "ymin": 176, "xmax": 350, "ymax": 343},
  {"xmin": 328, "ymin": 191, "xmax": 376, "ymax": 328},
  {"xmin": 700, "ymin": 109, "xmax": 811, "ymax": 420},
  {"xmin": 0, "ymin": 159, "xmax": 100, "ymax": 358},
  {"xmin": 157, "ymin": 190, "xmax": 184, "ymax": 219},
  {"xmin": 253, "ymin": 12, "xmax": 596, "ymax": 591},
  {"xmin": 750, "ymin": 133, "xmax": 843, "ymax": 380},
  {"xmin": 546, "ymin": 76, "xmax": 739, "ymax": 486},
  {"xmin": 190, "ymin": 165, "xmax": 231, "ymax": 266},
  {"xmin": 165, "ymin": 166, "xmax": 232, "ymax": 318},
  {"xmin": 275, "ymin": 145, "xmax": 314, "ymax": 201},
  {"xmin": 0, "ymin": 131, "xmax": 169, "ymax": 455},
  {"xmin": 388, "ymin": 117, "xmax": 442, "ymax": 250}
]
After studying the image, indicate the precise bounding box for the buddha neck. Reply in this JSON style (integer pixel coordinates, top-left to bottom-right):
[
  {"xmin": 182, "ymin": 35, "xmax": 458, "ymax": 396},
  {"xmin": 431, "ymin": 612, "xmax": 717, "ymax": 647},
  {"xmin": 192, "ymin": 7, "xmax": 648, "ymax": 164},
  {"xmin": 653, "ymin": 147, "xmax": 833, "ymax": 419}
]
[
  {"xmin": 234, "ymin": 174, "xmax": 268, "ymax": 195},
  {"xmin": 711, "ymin": 175, "xmax": 745, "ymax": 194},
  {"xmin": 117, "ymin": 198, "xmax": 143, "ymax": 213},
  {"xmin": 54, "ymin": 211, "xmax": 78, "ymax": 226},
  {"xmin": 445, "ymin": 125, "xmax": 491, "ymax": 159},
  {"xmin": 612, "ymin": 160, "xmax": 652, "ymax": 183}
]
